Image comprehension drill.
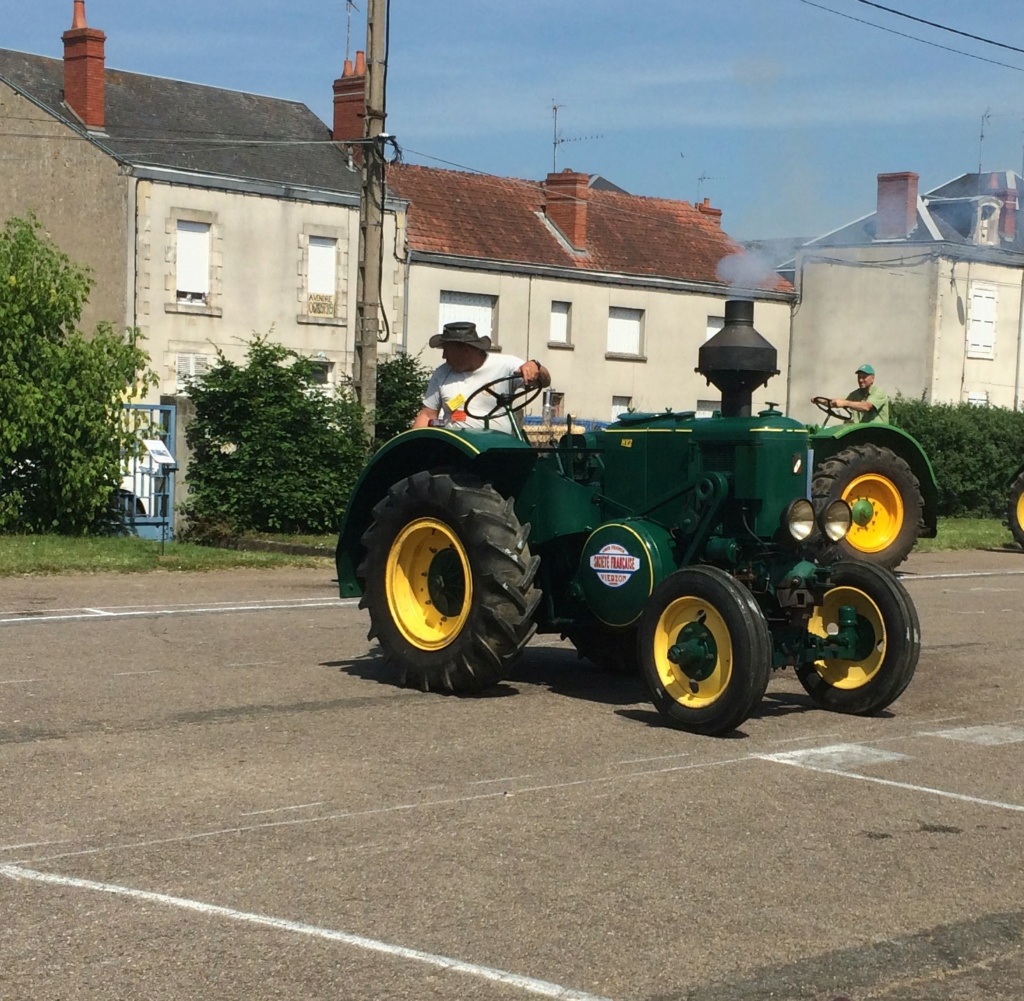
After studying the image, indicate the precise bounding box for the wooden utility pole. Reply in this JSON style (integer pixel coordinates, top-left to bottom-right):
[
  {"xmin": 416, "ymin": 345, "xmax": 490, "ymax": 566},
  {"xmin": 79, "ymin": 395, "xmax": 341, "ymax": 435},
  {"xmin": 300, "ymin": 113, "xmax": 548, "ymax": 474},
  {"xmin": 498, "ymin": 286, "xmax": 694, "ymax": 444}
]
[{"xmin": 354, "ymin": 0, "xmax": 388, "ymax": 438}]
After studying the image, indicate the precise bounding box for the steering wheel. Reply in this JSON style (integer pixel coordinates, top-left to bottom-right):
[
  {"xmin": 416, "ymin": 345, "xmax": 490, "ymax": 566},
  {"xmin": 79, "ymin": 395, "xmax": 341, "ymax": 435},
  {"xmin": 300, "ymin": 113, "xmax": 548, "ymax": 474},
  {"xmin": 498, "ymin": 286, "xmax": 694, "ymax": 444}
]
[
  {"xmin": 811, "ymin": 395, "xmax": 852, "ymax": 425},
  {"xmin": 464, "ymin": 375, "xmax": 543, "ymax": 421}
]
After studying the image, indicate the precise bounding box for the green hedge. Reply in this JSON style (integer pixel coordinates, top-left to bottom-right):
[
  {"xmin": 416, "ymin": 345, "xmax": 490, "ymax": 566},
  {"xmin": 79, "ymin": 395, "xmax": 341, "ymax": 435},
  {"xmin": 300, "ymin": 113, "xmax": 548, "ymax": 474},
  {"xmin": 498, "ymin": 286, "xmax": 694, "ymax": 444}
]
[{"xmin": 892, "ymin": 397, "xmax": 1024, "ymax": 518}]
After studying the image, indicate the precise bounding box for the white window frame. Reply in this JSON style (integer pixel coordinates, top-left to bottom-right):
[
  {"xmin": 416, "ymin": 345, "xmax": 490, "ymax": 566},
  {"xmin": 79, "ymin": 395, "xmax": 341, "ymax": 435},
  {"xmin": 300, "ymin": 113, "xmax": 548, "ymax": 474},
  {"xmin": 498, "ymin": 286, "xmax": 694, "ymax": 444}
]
[
  {"xmin": 175, "ymin": 221, "xmax": 211, "ymax": 303},
  {"xmin": 439, "ymin": 291, "xmax": 497, "ymax": 345},
  {"xmin": 607, "ymin": 307, "xmax": 643, "ymax": 356},
  {"xmin": 966, "ymin": 281, "xmax": 997, "ymax": 359},
  {"xmin": 611, "ymin": 395, "xmax": 632, "ymax": 420},
  {"xmin": 549, "ymin": 300, "xmax": 571, "ymax": 346},
  {"xmin": 706, "ymin": 315, "xmax": 725, "ymax": 341}
]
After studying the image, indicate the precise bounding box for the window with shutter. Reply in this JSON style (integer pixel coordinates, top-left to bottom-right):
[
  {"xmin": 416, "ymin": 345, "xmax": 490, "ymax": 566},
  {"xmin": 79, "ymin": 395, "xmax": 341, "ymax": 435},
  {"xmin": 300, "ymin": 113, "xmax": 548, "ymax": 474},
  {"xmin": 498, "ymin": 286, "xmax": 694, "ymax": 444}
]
[
  {"xmin": 307, "ymin": 236, "xmax": 337, "ymax": 317},
  {"xmin": 439, "ymin": 291, "xmax": 497, "ymax": 344},
  {"xmin": 550, "ymin": 301, "xmax": 571, "ymax": 345},
  {"xmin": 175, "ymin": 353, "xmax": 215, "ymax": 394},
  {"xmin": 966, "ymin": 281, "xmax": 997, "ymax": 359},
  {"xmin": 176, "ymin": 221, "xmax": 210, "ymax": 303},
  {"xmin": 607, "ymin": 307, "xmax": 643, "ymax": 356}
]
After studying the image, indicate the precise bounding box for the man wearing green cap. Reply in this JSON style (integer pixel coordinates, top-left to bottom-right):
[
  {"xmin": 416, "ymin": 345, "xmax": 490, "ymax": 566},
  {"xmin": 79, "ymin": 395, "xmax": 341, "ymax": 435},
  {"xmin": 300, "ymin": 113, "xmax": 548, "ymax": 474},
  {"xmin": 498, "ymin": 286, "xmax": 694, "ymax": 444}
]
[{"xmin": 829, "ymin": 363, "xmax": 890, "ymax": 423}]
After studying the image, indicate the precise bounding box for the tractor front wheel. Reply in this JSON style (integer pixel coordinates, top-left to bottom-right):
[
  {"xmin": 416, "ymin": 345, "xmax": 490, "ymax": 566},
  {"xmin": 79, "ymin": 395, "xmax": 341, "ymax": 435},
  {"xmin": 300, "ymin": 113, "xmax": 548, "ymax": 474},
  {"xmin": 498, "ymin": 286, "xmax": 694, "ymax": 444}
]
[
  {"xmin": 358, "ymin": 471, "xmax": 541, "ymax": 692},
  {"xmin": 638, "ymin": 567, "xmax": 771, "ymax": 735},
  {"xmin": 1007, "ymin": 471, "xmax": 1024, "ymax": 549},
  {"xmin": 796, "ymin": 561, "xmax": 920, "ymax": 715},
  {"xmin": 812, "ymin": 444, "xmax": 923, "ymax": 569}
]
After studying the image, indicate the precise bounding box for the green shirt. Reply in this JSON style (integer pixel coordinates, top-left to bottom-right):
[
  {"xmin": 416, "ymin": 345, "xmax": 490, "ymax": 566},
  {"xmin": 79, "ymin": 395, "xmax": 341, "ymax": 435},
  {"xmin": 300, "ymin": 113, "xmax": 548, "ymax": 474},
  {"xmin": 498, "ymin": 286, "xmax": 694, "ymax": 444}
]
[{"xmin": 848, "ymin": 384, "xmax": 890, "ymax": 423}]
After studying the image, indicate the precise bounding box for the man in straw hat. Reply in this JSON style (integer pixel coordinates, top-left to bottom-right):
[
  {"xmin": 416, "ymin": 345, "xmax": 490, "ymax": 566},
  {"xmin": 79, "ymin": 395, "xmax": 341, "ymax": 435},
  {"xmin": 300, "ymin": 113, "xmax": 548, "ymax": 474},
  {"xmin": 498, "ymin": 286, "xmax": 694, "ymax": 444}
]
[{"xmin": 412, "ymin": 321, "xmax": 550, "ymax": 434}]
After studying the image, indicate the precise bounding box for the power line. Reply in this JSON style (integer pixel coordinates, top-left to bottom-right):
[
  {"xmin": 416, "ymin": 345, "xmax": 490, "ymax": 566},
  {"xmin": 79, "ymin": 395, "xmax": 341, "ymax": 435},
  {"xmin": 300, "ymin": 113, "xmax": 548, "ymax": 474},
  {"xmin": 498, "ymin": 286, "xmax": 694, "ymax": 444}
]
[
  {"xmin": 854, "ymin": 0, "xmax": 1024, "ymax": 56},
  {"xmin": 794, "ymin": 0, "xmax": 1024, "ymax": 73}
]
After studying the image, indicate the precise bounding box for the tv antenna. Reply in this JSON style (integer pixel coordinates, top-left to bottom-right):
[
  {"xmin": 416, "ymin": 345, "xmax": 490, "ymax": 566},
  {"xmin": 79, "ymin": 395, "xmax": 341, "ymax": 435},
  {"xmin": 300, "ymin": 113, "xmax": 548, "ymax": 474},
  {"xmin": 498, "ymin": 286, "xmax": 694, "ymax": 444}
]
[
  {"xmin": 978, "ymin": 107, "xmax": 992, "ymax": 173},
  {"xmin": 552, "ymin": 101, "xmax": 603, "ymax": 172},
  {"xmin": 345, "ymin": 1, "xmax": 360, "ymax": 62},
  {"xmin": 697, "ymin": 171, "xmax": 720, "ymax": 198}
]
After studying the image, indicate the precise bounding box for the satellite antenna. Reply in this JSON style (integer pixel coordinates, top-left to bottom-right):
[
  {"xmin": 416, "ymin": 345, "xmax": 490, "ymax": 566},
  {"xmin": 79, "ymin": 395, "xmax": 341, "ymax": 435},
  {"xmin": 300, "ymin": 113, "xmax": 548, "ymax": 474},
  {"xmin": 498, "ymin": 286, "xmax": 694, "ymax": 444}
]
[{"xmin": 551, "ymin": 100, "xmax": 603, "ymax": 172}]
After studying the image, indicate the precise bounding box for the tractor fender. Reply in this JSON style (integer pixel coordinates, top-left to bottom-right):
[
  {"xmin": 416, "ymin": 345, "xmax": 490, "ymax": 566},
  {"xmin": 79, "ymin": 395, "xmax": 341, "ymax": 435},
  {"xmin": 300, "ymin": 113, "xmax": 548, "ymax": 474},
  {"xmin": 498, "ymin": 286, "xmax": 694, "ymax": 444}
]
[
  {"xmin": 809, "ymin": 423, "xmax": 938, "ymax": 536},
  {"xmin": 335, "ymin": 427, "xmax": 539, "ymax": 597}
]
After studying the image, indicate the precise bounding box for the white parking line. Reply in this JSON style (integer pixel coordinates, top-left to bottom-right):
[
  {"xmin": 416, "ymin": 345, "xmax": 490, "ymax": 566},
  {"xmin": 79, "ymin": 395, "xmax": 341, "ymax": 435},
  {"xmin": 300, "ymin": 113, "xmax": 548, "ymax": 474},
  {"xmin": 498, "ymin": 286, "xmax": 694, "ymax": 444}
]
[
  {"xmin": 901, "ymin": 569, "xmax": 1024, "ymax": 581},
  {"xmin": 757, "ymin": 749, "xmax": 1024, "ymax": 813},
  {"xmin": 0, "ymin": 865, "xmax": 611, "ymax": 1001},
  {"xmin": 239, "ymin": 801, "xmax": 326, "ymax": 817},
  {"xmin": 0, "ymin": 598, "xmax": 356, "ymax": 626}
]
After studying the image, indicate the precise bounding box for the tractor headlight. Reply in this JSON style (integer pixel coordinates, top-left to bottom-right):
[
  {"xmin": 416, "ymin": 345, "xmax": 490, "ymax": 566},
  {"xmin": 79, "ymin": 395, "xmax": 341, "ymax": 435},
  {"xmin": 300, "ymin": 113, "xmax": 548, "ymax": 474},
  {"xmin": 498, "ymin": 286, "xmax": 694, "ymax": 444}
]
[
  {"xmin": 820, "ymin": 499, "xmax": 852, "ymax": 541},
  {"xmin": 784, "ymin": 498, "xmax": 817, "ymax": 541}
]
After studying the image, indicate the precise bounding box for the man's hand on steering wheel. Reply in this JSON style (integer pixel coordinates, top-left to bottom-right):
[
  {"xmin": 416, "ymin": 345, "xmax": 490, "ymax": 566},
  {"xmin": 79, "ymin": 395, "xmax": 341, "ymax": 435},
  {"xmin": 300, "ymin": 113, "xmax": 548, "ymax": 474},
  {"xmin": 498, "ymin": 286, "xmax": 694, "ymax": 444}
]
[
  {"xmin": 464, "ymin": 375, "xmax": 544, "ymax": 421},
  {"xmin": 811, "ymin": 395, "xmax": 852, "ymax": 425}
]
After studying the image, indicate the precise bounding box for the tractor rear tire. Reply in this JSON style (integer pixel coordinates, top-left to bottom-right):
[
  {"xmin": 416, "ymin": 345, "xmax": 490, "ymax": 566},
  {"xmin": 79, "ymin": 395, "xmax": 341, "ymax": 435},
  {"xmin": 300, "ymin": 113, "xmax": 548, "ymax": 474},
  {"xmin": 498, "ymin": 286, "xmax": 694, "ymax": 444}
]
[
  {"xmin": 796, "ymin": 561, "xmax": 920, "ymax": 715},
  {"xmin": 812, "ymin": 444, "xmax": 923, "ymax": 569},
  {"xmin": 564, "ymin": 623, "xmax": 639, "ymax": 675},
  {"xmin": 358, "ymin": 471, "xmax": 541, "ymax": 693},
  {"xmin": 1007, "ymin": 471, "xmax": 1024, "ymax": 549},
  {"xmin": 638, "ymin": 566, "xmax": 771, "ymax": 736}
]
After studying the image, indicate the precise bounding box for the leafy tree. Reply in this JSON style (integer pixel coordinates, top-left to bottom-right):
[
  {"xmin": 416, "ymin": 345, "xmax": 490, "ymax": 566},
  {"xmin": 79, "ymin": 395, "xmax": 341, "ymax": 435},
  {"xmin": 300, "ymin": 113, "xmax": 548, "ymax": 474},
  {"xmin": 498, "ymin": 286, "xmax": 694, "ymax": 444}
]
[
  {"xmin": 0, "ymin": 215, "xmax": 154, "ymax": 533},
  {"xmin": 374, "ymin": 351, "xmax": 431, "ymax": 443},
  {"xmin": 182, "ymin": 336, "xmax": 369, "ymax": 535}
]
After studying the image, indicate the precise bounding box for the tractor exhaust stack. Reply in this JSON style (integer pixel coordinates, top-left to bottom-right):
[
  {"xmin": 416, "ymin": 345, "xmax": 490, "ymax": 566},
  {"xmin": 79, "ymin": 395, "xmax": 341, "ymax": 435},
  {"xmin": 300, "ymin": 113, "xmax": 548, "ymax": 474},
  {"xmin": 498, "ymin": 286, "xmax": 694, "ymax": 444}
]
[{"xmin": 696, "ymin": 299, "xmax": 779, "ymax": 417}]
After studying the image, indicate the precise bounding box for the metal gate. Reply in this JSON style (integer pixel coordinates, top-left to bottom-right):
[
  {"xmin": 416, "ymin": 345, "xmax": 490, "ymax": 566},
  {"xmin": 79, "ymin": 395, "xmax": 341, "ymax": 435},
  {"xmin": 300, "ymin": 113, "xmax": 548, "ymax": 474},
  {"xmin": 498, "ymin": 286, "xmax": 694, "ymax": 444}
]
[{"xmin": 119, "ymin": 403, "xmax": 176, "ymax": 541}]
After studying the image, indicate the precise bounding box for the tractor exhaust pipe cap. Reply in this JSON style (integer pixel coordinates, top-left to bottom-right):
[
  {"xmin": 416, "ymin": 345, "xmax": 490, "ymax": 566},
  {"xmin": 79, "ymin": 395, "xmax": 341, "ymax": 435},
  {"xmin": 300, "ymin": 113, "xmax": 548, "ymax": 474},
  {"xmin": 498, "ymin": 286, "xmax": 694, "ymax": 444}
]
[{"xmin": 697, "ymin": 299, "xmax": 779, "ymax": 417}]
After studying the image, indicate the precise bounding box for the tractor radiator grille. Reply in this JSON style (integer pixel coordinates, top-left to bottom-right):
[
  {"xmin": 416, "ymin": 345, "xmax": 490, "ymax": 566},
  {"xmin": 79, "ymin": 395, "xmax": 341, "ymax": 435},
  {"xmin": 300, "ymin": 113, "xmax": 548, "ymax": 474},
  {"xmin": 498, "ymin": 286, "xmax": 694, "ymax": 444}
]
[{"xmin": 701, "ymin": 445, "xmax": 736, "ymax": 471}]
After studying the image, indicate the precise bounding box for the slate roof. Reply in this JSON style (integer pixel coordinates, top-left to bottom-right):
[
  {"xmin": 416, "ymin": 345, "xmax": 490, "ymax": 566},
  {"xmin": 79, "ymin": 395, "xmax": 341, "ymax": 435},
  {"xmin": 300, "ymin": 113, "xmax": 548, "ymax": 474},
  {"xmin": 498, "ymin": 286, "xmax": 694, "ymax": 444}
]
[
  {"xmin": 388, "ymin": 164, "xmax": 793, "ymax": 294},
  {"xmin": 0, "ymin": 49, "xmax": 360, "ymax": 196},
  {"xmin": 799, "ymin": 171, "xmax": 1024, "ymax": 255}
]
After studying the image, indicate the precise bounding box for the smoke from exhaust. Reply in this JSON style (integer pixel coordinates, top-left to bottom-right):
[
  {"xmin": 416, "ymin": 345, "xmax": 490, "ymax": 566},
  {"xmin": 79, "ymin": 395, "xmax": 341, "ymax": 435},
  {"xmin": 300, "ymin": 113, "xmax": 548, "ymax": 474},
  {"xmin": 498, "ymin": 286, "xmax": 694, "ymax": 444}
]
[{"xmin": 715, "ymin": 249, "xmax": 777, "ymax": 296}]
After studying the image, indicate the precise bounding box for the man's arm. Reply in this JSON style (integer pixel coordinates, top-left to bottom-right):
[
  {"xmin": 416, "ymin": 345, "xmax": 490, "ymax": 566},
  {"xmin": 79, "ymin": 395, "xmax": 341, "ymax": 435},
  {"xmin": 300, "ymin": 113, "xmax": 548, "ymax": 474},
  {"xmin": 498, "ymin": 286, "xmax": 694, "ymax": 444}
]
[
  {"xmin": 519, "ymin": 359, "xmax": 551, "ymax": 388},
  {"xmin": 833, "ymin": 397, "xmax": 874, "ymax": 414},
  {"xmin": 411, "ymin": 406, "xmax": 440, "ymax": 428}
]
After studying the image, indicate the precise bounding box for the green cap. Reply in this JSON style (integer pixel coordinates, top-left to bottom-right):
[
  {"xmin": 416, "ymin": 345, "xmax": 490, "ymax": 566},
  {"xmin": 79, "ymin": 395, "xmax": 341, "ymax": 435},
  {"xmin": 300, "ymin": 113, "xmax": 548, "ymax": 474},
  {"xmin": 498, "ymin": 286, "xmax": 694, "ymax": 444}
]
[{"xmin": 856, "ymin": 363, "xmax": 875, "ymax": 376}]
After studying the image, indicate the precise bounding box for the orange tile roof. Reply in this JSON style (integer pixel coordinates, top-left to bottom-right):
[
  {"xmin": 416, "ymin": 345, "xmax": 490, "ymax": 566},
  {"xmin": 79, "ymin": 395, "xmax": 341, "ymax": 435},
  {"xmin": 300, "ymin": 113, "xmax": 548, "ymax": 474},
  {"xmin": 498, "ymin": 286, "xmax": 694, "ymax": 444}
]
[{"xmin": 387, "ymin": 164, "xmax": 792, "ymax": 293}]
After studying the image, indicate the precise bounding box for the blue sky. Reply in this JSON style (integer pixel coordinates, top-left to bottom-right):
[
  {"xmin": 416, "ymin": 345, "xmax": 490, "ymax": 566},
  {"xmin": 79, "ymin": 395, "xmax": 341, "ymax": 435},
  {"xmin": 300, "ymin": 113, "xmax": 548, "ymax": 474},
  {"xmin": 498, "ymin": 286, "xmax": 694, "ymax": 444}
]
[{"xmin": 6, "ymin": 0, "xmax": 1024, "ymax": 239}]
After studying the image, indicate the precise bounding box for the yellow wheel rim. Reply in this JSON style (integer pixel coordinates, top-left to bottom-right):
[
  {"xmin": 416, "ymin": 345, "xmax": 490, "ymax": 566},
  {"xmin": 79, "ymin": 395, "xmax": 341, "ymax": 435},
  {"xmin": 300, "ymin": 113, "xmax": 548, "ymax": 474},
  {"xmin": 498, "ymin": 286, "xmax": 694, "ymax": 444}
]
[
  {"xmin": 385, "ymin": 518, "xmax": 471, "ymax": 650},
  {"xmin": 807, "ymin": 585, "xmax": 885, "ymax": 689},
  {"xmin": 842, "ymin": 473, "xmax": 904, "ymax": 553},
  {"xmin": 652, "ymin": 596, "xmax": 732, "ymax": 708}
]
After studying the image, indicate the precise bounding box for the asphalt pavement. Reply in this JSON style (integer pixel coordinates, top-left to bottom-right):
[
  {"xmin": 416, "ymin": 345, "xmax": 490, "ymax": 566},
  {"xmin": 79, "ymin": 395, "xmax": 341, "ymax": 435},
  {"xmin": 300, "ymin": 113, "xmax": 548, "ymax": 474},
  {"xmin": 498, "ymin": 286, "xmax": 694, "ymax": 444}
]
[{"xmin": 1, "ymin": 549, "xmax": 1023, "ymax": 1000}]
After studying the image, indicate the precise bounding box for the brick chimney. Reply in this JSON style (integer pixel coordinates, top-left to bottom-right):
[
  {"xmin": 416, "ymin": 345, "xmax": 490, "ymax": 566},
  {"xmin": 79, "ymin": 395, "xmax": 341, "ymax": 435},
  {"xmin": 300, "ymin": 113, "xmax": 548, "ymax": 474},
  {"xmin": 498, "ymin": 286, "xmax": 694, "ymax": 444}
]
[
  {"xmin": 875, "ymin": 171, "xmax": 919, "ymax": 240},
  {"xmin": 333, "ymin": 50, "xmax": 366, "ymax": 147},
  {"xmin": 543, "ymin": 169, "xmax": 590, "ymax": 250},
  {"xmin": 696, "ymin": 197, "xmax": 723, "ymax": 227},
  {"xmin": 62, "ymin": 0, "xmax": 106, "ymax": 131}
]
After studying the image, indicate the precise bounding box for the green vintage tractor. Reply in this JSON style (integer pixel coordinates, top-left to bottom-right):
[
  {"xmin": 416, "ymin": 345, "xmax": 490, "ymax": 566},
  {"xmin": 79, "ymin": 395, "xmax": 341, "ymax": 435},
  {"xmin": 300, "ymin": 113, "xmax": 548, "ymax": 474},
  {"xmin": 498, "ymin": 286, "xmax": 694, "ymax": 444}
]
[
  {"xmin": 336, "ymin": 300, "xmax": 921, "ymax": 736},
  {"xmin": 806, "ymin": 399, "xmax": 938, "ymax": 569}
]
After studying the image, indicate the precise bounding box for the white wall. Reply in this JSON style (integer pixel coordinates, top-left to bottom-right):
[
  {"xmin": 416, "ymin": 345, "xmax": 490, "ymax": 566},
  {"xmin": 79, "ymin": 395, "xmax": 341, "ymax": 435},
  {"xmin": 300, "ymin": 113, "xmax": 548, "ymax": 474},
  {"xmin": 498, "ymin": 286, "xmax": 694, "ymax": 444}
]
[
  {"xmin": 133, "ymin": 179, "xmax": 404, "ymax": 402},
  {"xmin": 406, "ymin": 262, "xmax": 793, "ymax": 424}
]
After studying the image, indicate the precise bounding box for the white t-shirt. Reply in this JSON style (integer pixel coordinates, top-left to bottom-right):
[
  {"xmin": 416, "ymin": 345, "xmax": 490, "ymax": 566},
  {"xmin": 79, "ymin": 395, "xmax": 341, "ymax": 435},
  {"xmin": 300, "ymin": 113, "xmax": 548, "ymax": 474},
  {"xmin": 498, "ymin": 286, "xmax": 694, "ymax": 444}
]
[{"xmin": 422, "ymin": 353, "xmax": 527, "ymax": 434}]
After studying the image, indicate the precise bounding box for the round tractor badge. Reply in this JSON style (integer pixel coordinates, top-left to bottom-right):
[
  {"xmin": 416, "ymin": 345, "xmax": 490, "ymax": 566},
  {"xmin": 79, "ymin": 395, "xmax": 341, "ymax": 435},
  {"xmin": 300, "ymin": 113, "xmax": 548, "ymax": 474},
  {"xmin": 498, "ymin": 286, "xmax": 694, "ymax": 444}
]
[{"xmin": 589, "ymin": 543, "xmax": 641, "ymax": 588}]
